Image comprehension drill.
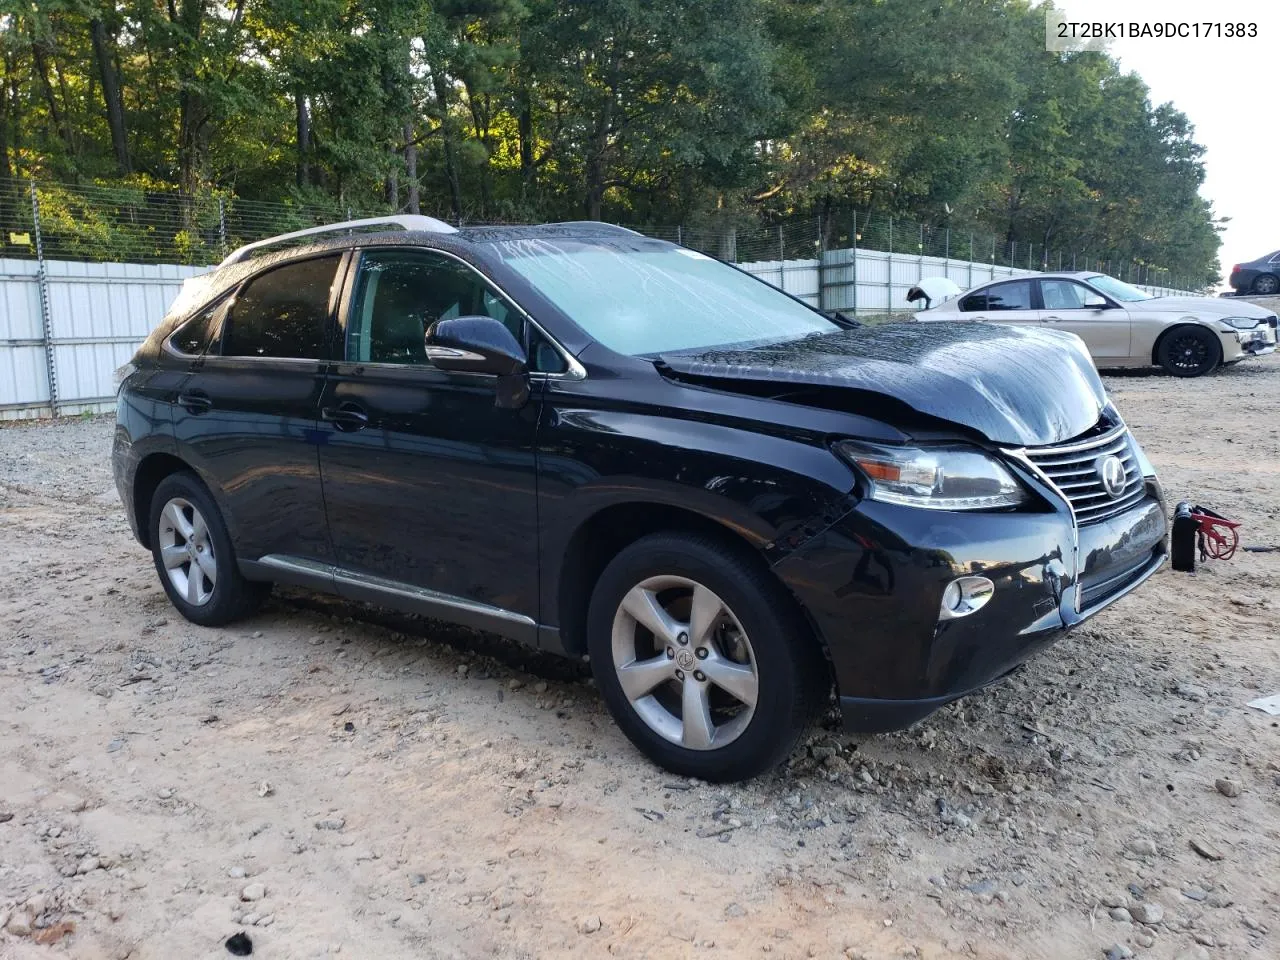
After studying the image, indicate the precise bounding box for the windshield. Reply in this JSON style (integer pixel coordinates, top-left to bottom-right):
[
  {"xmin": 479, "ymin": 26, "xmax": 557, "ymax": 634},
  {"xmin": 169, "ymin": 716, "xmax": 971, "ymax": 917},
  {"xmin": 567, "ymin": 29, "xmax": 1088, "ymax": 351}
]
[
  {"xmin": 1085, "ymin": 274, "xmax": 1154, "ymax": 302},
  {"xmin": 490, "ymin": 237, "xmax": 836, "ymax": 355}
]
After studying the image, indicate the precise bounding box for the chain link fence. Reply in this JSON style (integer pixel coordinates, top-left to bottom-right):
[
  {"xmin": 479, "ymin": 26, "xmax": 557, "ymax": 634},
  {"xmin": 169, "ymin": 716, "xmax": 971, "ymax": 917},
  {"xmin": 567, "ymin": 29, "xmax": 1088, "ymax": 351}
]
[{"xmin": 1, "ymin": 177, "xmax": 1206, "ymax": 295}]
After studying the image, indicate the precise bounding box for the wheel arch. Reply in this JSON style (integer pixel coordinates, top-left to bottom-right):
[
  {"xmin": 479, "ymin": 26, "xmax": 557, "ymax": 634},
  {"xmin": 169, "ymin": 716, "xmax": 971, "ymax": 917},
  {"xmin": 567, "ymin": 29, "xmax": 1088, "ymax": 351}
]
[
  {"xmin": 131, "ymin": 452, "xmax": 200, "ymax": 548},
  {"xmin": 551, "ymin": 500, "xmax": 836, "ymax": 698}
]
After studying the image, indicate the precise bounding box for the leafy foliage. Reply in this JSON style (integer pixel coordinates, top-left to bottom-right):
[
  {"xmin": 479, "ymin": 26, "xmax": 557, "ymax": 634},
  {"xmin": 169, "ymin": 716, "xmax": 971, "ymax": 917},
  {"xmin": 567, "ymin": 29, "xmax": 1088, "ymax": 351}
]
[{"xmin": 0, "ymin": 0, "xmax": 1221, "ymax": 282}]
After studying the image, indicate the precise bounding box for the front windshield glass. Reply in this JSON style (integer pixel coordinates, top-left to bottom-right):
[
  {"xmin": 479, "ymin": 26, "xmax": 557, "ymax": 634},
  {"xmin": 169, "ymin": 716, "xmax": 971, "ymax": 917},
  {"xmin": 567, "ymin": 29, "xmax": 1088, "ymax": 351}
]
[
  {"xmin": 1085, "ymin": 274, "xmax": 1154, "ymax": 302},
  {"xmin": 490, "ymin": 236, "xmax": 836, "ymax": 355}
]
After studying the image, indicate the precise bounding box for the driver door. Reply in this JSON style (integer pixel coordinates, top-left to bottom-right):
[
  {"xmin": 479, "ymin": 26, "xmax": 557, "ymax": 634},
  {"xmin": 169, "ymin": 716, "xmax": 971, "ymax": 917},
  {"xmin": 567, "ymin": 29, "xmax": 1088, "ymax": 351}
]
[
  {"xmin": 315, "ymin": 247, "xmax": 542, "ymax": 632},
  {"xmin": 1037, "ymin": 278, "xmax": 1131, "ymax": 359}
]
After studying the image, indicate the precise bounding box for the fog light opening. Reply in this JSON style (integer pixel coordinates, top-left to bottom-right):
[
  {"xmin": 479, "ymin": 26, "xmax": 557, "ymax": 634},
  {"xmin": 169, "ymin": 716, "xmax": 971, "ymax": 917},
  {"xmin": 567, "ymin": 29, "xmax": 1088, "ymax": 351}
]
[{"xmin": 939, "ymin": 575, "xmax": 995, "ymax": 621}]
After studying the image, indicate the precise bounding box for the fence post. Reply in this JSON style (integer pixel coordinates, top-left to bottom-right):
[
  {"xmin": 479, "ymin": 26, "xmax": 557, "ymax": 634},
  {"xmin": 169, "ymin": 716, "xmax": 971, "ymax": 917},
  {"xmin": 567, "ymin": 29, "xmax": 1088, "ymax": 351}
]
[
  {"xmin": 676, "ymin": 224, "xmax": 682, "ymax": 247},
  {"xmin": 886, "ymin": 217, "xmax": 894, "ymax": 315},
  {"xmin": 851, "ymin": 211, "xmax": 859, "ymax": 316},
  {"xmin": 218, "ymin": 196, "xmax": 228, "ymax": 254},
  {"xmin": 777, "ymin": 225, "xmax": 785, "ymax": 292},
  {"xmin": 968, "ymin": 233, "xmax": 973, "ymax": 289},
  {"xmin": 944, "ymin": 227, "xmax": 950, "ymax": 261},
  {"xmin": 30, "ymin": 181, "xmax": 59, "ymax": 418}
]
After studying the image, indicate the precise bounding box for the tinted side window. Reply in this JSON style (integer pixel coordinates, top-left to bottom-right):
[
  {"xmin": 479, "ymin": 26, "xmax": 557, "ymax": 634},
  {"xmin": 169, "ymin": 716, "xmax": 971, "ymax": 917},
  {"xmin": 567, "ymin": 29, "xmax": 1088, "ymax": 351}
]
[
  {"xmin": 985, "ymin": 280, "xmax": 1033, "ymax": 311},
  {"xmin": 223, "ymin": 255, "xmax": 340, "ymax": 359},
  {"xmin": 958, "ymin": 293, "xmax": 987, "ymax": 312},
  {"xmin": 169, "ymin": 300, "xmax": 222, "ymax": 356},
  {"xmin": 348, "ymin": 250, "xmax": 522, "ymax": 365}
]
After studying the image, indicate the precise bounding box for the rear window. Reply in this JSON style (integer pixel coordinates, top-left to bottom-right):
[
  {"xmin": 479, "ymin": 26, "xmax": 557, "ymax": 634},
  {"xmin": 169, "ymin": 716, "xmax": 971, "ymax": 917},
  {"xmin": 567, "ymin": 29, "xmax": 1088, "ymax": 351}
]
[
  {"xmin": 985, "ymin": 280, "xmax": 1033, "ymax": 311},
  {"xmin": 958, "ymin": 293, "xmax": 987, "ymax": 312},
  {"xmin": 222, "ymin": 255, "xmax": 341, "ymax": 360}
]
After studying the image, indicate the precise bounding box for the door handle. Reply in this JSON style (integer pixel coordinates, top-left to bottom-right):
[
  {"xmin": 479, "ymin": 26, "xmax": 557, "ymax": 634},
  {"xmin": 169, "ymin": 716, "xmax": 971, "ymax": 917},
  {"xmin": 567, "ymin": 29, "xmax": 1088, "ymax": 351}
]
[
  {"xmin": 321, "ymin": 403, "xmax": 369, "ymax": 432},
  {"xmin": 1043, "ymin": 315, "xmax": 1062, "ymax": 322},
  {"xmin": 177, "ymin": 391, "xmax": 212, "ymax": 414}
]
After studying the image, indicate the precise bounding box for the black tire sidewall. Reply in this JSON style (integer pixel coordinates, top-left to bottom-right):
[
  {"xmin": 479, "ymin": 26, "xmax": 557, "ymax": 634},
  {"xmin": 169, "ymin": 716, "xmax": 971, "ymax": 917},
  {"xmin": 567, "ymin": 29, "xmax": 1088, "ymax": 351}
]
[
  {"xmin": 586, "ymin": 533, "xmax": 818, "ymax": 781},
  {"xmin": 148, "ymin": 472, "xmax": 255, "ymax": 626},
  {"xmin": 1159, "ymin": 326, "xmax": 1221, "ymax": 377}
]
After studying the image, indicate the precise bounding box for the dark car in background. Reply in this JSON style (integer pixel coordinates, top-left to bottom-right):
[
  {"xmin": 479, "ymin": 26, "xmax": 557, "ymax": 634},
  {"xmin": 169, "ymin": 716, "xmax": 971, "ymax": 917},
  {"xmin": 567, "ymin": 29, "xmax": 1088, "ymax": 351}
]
[
  {"xmin": 112, "ymin": 216, "xmax": 1168, "ymax": 781},
  {"xmin": 1230, "ymin": 250, "xmax": 1280, "ymax": 295}
]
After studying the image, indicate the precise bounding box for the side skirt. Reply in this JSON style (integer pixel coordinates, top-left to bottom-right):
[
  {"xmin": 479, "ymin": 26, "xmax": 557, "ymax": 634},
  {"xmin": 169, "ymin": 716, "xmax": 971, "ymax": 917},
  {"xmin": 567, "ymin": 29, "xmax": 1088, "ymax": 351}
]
[{"xmin": 240, "ymin": 555, "xmax": 546, "ymax": 647}]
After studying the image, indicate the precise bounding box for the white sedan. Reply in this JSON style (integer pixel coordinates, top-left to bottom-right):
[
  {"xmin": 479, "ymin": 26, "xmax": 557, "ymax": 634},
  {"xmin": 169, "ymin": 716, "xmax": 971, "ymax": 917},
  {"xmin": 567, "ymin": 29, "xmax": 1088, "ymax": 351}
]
[{"xmin": 916, "ymin": 271, "xmax": 1277, "ymax": 377}]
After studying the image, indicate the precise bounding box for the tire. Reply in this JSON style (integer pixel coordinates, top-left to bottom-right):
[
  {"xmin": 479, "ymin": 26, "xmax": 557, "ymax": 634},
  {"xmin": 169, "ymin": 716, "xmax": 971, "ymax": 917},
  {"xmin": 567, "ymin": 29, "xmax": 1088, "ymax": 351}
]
[
  {"xmin": 148, "ymin": 471, "xmax": 267, "ymax": 626},
  {"xmin": 1157, "ymin": 325, "xmax": 1221, "ymax": 377},
  {"xmin": 1253, "ymin": 274, "xmax": 1279, "ymax": 296},
  {"xmin": 586, "ymin": 532, "xmax": 825, "ymax": 781}
]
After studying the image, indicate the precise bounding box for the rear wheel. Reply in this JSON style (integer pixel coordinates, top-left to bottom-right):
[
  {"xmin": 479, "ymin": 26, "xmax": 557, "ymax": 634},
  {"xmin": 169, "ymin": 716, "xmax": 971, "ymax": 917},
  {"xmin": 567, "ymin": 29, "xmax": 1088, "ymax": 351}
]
[
  {"xmin": 587, "ymin": 532, "xmax": 824, "ymax": 781},
  {"xmin": 1157, "ymin": 326, "xmax": 1221, "ymax": 377},
  {"xmin": 1253, "ymin": 274, "xmax": 1279, "ymax": 295},
  {"xmin": 149, "ymin": 472, "xmax": 267, "ymax": 626}
]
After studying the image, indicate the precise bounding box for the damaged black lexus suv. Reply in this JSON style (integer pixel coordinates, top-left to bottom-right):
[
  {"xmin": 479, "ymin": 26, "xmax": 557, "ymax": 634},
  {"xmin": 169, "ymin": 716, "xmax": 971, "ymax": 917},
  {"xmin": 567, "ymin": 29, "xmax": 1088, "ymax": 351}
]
[{"xmin": 114, "ymin": 217, "xmax": 1168, "ymax": 781}]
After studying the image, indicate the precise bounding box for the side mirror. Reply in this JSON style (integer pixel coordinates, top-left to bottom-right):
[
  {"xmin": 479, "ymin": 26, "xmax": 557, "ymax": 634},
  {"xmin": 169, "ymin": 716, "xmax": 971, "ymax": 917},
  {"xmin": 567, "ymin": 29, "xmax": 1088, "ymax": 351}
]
[
  {"xmin": 425, "ymin": 316, "xmax": 527, "ymax": 376},
  {"xmin": 1083, "ymin": 293, "xmax": 1109, "ymax": 309}
]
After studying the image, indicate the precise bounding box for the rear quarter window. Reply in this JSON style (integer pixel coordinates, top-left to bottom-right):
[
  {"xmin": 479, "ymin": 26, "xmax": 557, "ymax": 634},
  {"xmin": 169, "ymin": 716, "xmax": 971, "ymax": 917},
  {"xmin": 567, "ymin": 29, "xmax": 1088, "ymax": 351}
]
[
  {"xmin": 958, "ymin": 293, "xmax": 987, "ymax": 312},
  {"xmin": 222, "ymin": 255, "xmax": 342, "ymax": 360},
  {"xmin": 168, "ymin": 300, "xmax": 223, "ymax": 356}
]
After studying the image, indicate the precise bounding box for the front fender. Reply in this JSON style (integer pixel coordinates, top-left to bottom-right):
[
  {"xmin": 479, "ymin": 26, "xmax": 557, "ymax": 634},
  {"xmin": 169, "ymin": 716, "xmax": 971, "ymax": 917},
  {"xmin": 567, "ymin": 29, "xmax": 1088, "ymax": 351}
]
[{"xmin": 535, "ymin": 399, "xmax": 859, "ymax": 630}]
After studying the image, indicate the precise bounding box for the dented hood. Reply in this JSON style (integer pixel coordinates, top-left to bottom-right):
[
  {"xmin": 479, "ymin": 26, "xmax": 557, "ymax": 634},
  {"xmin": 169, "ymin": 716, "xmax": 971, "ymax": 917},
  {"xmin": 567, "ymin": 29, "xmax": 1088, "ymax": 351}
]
[{"xmin": 658, "ymin": 322, "xmax": 1106, "ymax": 447}]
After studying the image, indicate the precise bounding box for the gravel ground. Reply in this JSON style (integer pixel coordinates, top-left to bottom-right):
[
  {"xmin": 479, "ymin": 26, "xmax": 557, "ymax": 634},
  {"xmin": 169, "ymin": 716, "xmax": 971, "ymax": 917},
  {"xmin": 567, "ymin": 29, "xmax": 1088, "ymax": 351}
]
[{"xmin": 1, "ymin": 360, "xmax": 1279, "ymax": 960}]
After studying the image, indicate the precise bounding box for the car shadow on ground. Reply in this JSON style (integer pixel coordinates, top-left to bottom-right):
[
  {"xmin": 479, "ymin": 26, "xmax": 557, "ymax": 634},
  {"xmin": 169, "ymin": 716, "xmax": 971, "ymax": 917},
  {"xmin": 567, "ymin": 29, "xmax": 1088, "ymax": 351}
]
[{"xmin": 271, "ymin": 586, "xmax": 593, "ymax": 684}]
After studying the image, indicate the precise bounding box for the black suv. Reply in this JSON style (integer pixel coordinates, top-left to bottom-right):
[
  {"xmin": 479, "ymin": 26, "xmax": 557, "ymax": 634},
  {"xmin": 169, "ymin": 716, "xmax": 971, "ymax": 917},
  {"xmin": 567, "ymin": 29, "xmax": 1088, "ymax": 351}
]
[{"xmin": 114, "ymin": 216, "xmax": 1168, "ymax": 781}]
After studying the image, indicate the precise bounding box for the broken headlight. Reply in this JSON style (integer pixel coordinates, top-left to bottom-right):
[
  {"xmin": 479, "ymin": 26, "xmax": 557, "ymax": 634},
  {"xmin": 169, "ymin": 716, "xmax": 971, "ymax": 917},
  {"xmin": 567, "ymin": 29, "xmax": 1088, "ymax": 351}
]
[{"xmin": 835, "ymin": 441, "xmax": 1028, "ymax": 510}]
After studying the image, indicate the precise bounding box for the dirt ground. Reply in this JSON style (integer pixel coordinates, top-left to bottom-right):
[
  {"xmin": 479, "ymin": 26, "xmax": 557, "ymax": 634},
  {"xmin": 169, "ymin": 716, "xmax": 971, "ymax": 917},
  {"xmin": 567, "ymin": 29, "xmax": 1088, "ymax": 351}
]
[{"xmin": 2, "ymin": 358, "xmax": 1278, "ymax": 960}]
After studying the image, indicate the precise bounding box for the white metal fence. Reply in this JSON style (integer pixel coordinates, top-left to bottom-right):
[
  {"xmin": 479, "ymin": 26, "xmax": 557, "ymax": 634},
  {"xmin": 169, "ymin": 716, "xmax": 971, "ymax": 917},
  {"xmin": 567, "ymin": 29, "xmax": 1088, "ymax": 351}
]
[
  {"xmin": 0, "ymin": 246, "xmax": 1195, "ymax": 421},
  {"xmin": 1, "ymin": 257, "xmax": 205, "ymax": 419}
]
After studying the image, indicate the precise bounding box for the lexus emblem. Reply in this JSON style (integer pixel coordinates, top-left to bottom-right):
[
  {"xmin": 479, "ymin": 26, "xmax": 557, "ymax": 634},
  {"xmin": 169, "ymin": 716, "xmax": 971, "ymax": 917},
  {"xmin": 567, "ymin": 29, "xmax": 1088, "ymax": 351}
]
[{"xmin": 1097, "ymin": 455, "xmax": 1126, "ymax": 498}]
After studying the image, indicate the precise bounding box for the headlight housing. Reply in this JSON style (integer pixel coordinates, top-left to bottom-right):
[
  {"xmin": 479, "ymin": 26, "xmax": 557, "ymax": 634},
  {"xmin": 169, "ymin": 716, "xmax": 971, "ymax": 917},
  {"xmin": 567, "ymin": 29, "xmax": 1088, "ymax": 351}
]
[
  {"xmin": 834, "ymin": 440, "xmax": 1028, "ymax": 510},
  {"xmin": 1220, "ymin": 317, "xmax": 1260, "ymax": 330}
]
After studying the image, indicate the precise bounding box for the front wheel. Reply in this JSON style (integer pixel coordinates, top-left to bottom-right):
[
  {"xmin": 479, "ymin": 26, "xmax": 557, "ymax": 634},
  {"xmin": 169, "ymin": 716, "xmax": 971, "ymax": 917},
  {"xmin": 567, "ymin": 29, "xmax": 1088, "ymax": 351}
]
[
  {"xmin": 587, "ymin": 533, "xmax": 825, "ymax": 781},
  {"xmin": 1157, "ymin": 326, "xmax": 1221, "ymax": 377},
  {"xmin": 148, "ymin": 472, "xmax": 267, "ymax": 626}
]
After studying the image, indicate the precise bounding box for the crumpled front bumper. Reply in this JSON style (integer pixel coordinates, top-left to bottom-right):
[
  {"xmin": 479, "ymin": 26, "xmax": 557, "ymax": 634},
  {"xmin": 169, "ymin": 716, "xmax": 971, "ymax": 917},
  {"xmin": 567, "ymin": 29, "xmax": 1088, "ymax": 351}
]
[{"xmin": 772, "ymin": 481, "xmax": 1167, "ymax": 732}]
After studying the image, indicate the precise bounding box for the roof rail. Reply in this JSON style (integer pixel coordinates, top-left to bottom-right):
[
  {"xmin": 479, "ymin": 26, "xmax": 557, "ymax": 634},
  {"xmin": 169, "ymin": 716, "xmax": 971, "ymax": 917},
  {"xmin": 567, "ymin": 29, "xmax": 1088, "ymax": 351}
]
[{"xmin": 219, "ymin": 214, "xmax": 457, "ymax": 267}]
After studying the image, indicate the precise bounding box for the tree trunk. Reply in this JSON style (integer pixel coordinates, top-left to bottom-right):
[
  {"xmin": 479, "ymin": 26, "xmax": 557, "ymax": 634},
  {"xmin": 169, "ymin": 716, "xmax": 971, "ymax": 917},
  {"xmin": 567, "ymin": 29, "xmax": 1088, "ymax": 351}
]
[
  {"xmin": 584, "ymin": 105, "xmax": 612, "ymax": 220},
  {"xmin": 516, "ymin": 87, "xmax": 535, "ymax": 198},
  {"xmin": 385, "ymin": 153, "xmax": 398, "ymax": 208},
  {"xmin": 174, "ymin": 0, "xmax": 208, "ymax": 199},
  {"xmin": 295, "ymin": 91, "xmax": 310, "ymax": 188},
  {"xmin": 90, "ymin": 19, "xmax": 130, "ymax": 174},
  {"xmin": 29, "ymin": 32, "xmax": 73, "ymax": 156},
  {"xmin": 432, "ymin": 70, "xmax": 463, "ymax": 221},
  {"xmin": 403, "ymin": 123, "xmax": 419, "ymax": 215}
]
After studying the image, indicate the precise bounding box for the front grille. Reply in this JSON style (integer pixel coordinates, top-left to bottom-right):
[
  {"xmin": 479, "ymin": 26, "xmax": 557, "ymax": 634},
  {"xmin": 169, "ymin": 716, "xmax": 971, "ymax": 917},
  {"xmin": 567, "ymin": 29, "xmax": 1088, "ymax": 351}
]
[{"xmin": 1021, "ymin": 426, "xmax": 1146, "ymax": 525}]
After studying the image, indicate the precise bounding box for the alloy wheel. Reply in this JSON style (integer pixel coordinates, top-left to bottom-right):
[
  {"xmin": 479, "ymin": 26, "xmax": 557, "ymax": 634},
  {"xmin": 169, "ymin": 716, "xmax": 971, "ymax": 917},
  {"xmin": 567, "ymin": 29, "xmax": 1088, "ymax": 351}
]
[
  {"xmin": 157, "ymin": 497, "xmax": 217, "ymax": 606},
  {"xmin": 610, "ymin": 575, "xmax": 759, "ymax": 750},
  {"xmin": 1169, "ymin": 333, "xmax": 1209, "ymax": 373},
  {"xmin": 1255, "ymin": 275, "xmax": 1279, "ymax": 295}
]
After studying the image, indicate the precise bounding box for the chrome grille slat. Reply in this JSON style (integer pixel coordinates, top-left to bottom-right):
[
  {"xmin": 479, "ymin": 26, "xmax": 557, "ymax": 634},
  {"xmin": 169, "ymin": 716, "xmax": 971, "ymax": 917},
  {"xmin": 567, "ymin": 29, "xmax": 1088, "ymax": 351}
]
[{"xmin": 1019, "ymin": 423, "xmax": 1147, "ymax": 526}]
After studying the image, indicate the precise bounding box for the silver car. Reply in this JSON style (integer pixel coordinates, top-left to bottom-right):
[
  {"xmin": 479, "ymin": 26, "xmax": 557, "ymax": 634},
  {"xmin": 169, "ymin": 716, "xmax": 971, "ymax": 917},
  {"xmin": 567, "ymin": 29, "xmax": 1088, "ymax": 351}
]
[{"xmin": 918, "ymin": 272, "xmax": 1277, "ymax": 377}]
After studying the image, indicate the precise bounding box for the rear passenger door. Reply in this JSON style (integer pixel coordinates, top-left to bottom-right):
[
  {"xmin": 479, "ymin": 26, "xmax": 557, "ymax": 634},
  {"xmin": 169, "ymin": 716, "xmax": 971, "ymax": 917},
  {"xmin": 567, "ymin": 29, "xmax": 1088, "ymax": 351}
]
[
  {"xmin": 1038, "ymin": 278, "xmax": 1130, "ymax": 359},
  {"xmin": 171, "ymin": 253, "xmax": 343, "ymax": 566},
  {"xmin": 315, "ymin": 247, "xmax": 544, "ymax": 635},
  {"xmin": 960, "ymin": 279, "xmax": 1038, "ymax": 325},
  {"xmin": 967, "ymin": 277, "xmax": 1039, "ymax": 327}
]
